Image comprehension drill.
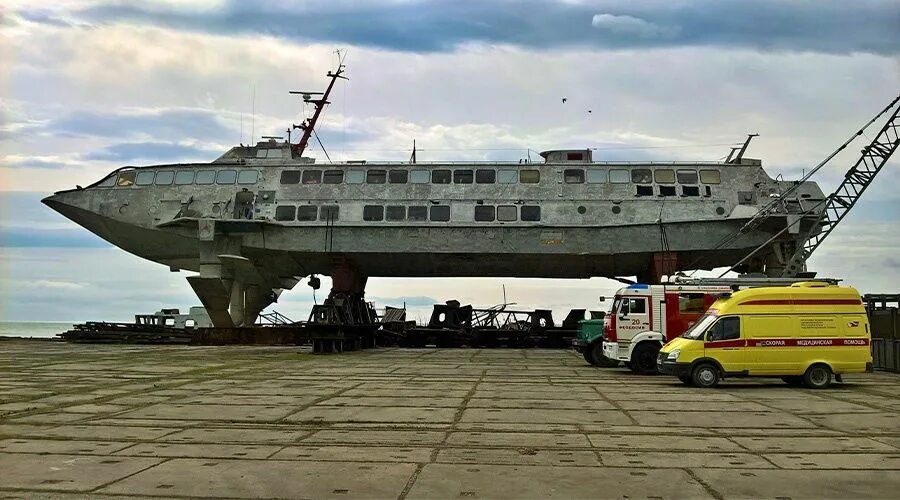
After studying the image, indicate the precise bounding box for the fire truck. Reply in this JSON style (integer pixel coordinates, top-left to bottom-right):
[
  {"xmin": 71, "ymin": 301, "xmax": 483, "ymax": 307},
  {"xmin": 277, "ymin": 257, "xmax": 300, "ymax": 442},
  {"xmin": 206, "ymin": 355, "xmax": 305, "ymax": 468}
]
[{"xmin": 575, "ymin": 277, "xmax": 839, "ymax": 373}]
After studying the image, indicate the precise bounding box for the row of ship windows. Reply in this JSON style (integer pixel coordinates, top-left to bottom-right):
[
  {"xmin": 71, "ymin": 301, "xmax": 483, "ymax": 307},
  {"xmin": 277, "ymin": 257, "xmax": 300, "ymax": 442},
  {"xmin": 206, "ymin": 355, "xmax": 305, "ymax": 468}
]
[
  {"xmin": 100, "ymin": 169, "xmax": 260, "ymax": 187},
  {"xmin": 274, "ymin": 204, "xmax": 542, "ymax": 222},
  {"xmin": 280, "ymin": 168, "xmax": 723, "ymax": 186}
]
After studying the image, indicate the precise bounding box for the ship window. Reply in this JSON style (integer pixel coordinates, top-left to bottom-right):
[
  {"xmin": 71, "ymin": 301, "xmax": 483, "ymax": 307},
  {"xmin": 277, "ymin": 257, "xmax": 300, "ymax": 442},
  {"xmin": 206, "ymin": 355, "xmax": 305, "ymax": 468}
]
[
  {"xmin": 98, "ymin": 173, "xmax": 118, "ymax": 187},
  {"xmin": 609, "ymin": 169, "xmax": 629, "ymax": 184},
  {"xmin": 476, "ymin": 169, "xmax": 496, "ymax": 184},
  {"xmin": 587, "ymin": 169, "xmax": 606, "ymax": 183},
  {"xmin": 474, "ymin": 205, "xmax": 495, "ymax": 222},
  {"xmin": 497, "ymin": 205, "xmax": 517, "ymax": 222},
  {"xmin": 410, "ymin": 169, "xmax": 429, "ymax": 184},
  {"xmin": 255, "ymin": 149, "xmax": 267, "ymax": 158},
  {"xmin": 238, "ymin": 170, "xmax": 258, "ymax": 185},
  {"xmin": 636, "ymin": 185, "xmax": 654, "ymax": 196},
  {"xmin": 155, "ymin": 171, "xmax": 175, "ymax": 185},
  {"xmin": 267, "ymin": 148, "xmax": 283, "ymax": 159},
  {"xmin": 346, "ymin": 170, "xmax": 365, "ymax": 184},
  {"xmin": 367, "ymin": 169, "xmax": 387, "ymax": 184},
  {"xmin": 564, "ymin": 169, "xmax": 585, "ymax": 184},
  {"xmin": 216, "ymin": 170, "xmax": 237, "ymax": 184},
  {"xmin": 654, "ymin": 169, "xmax": 675, "ymax": 184},
  {"xmin": 521, "ymin": 205, "xmax": 541, "ymax": 221},
  {"xmin": 196, "ymin": 170, "xmax": 216, "ymax": 185},
  {"xmin": 631, "ymin": 169, "xmax": 652, "ymax": 184},
  {"xmin": 274, "ymin": 206, "xmax": 296, "ymax": 221},
  {"xmin": 408, "ymin": 206, "xmax": 428, "ymax": 221},
  {"xmin": 363, "ymin": 205, "xmax": 384, "ymax": 221},
  {"xmin": 454, "ymin": 169, "xmax": 473, "ymax": 184},
  {"xmin": 280, "ymin": 170, "xmax": 301, "ymax": 184},
  {"xmin": 175, "ymin": 171, "xmax": 194, "ymax": 185},
  {"xmin": 498, "ymin": 169, "xmax": 517, "ymax": 184},
  {"xmin": 135, "ymin": 171, "xmax": 155, "ymax": 186},
  {"xmin": 430, "ymin": 205, "xmax": 451, "ymax": 221},
  {"xmin": 297, "ymin": 205, "xmax": 318, "ymax": 221},
  {"xmin": 432, "ymin": 169, "xmax": 451, "ymax": 184},
  {"xmin": 389, "ymin": 169, "xmax": 408, "ymax": 184},
  {"xmin": 567, "ymin": 152, "xmax": 584, "ymax": 161},
  {"xmin": 520, "ymin": 169, "xmax": 540, "ymax": 183},
  {"xmin": 302, "ymin": 170, "xmax": 322, "ymax": 184},
  {"xmin": 682, "ymin": 186, "xmax": 700, "ymax": 197},
  {"xmin": 700, "ymin": 169, "xmax": 721, "ymax": 184},
  {"xmin": 659, "ymin": 185, "xmax": 677, "ymax": 196},
  {"xmin": 320, "ymin": 205, "xmax": 339, "ymax": 221},
  {"xmin": 677, "ymin": 169, "xmax": 698, "ymax": 184},
  {"xmin": 324, "ymin": 170, "xmax": 344, "ymax": 184},
  {"xmin": 386, "ymin": 206, "xmax": 406, "ymax": 221}
]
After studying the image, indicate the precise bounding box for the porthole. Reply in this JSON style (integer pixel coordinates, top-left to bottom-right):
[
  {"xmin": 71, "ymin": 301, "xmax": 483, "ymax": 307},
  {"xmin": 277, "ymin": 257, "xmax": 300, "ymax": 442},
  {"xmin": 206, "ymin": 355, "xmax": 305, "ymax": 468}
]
[
  {"xmin": 611, "ymin": 206, "xmax": 621, "ymax": 214},
  {"xmin": 577, "ymin": 206, "xmax": 586, "ymax": 215},
  {"xmin": 716, "ymin": 206, "xmax": 726, "ymax": 215}
]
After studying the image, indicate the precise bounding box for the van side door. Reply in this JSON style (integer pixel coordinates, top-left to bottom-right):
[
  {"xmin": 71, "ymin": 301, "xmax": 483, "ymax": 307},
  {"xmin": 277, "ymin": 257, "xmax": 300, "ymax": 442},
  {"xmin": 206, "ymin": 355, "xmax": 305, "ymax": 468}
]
[{"xmin": 703, "ymin": 316, "xmax": 747, "ymax": 374}]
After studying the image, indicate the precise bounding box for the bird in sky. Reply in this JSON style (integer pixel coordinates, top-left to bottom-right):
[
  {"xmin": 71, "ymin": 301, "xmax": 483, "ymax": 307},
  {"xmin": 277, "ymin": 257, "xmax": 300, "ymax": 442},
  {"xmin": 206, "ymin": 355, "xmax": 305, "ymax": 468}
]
[{"xmin": 561, "ymin": 97, "xmax": 567, "ymax": 103}]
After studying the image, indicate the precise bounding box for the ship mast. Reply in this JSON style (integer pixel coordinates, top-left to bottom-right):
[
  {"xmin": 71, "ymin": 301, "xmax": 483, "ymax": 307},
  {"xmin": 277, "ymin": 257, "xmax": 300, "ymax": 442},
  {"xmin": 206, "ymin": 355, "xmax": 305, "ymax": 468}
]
[{"xmin": 290, "ymin": 62, "xmax": 348, "ymax": 158}]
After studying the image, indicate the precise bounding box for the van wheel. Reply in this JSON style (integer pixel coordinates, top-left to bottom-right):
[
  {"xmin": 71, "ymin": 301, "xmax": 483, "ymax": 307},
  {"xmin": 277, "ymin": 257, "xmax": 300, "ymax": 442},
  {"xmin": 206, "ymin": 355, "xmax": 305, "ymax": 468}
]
[
  {"xmin": 692, "ymin": 363, "xmax": 720, "ymax": 388},
  {"xmin": 587, "ymin": 343, "xmax": 620, "ymax": 367},
  {"xmin": 803, "ymin": 364, "xmax": 832, "ymax": 389},
  {"xmin": 678, "ymin": 375, "xmax": 693, "ymax": 385},
  {"xmin": 630, "ymin": 342, "xmax": 661, "ymax": 374},
  {"xmin": 781, "ymin": 376, "xmax": 803, "ymax": 386}
]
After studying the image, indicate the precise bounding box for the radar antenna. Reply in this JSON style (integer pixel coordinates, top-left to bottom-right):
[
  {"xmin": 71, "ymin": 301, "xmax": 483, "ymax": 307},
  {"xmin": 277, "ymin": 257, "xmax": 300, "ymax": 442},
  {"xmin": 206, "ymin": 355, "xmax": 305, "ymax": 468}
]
[{"xmin": 289, "ymin": 55, "xmax": 349, "ymax": 158}]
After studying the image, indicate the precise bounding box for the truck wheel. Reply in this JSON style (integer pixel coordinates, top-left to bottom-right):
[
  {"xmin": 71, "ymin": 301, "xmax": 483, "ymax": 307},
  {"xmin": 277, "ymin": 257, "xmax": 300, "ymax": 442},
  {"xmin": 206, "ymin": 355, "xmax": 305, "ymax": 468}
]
[
  {"xmin": 691, "ymin": 363, "xmax": 720, "ymax": 388},
  {"xmin": 802, "ymin": 364, "xmax": 832, "ymax": 389},
  {"xmin": 587, "ymin": 343, "xmax": 620, "ymax": 367},
  {"xmin": 678, "ymin": 375, "xmax": 693, "ymax": 385},
  {"xmin": 630, "ymin": 342, "xmax": 660, "ymax": 374},
  {"xmin": 781, "ymin": 376, "xmax": 803, "ymax": 386}
]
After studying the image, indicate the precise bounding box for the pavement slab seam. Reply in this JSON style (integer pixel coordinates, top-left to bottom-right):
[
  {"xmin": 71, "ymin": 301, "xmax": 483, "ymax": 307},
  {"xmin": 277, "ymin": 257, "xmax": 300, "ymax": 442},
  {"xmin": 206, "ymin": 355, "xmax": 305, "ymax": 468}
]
[
  {"xmin": 590, "ymin": 377, "xmax": 639, "ymax": 425},
  {"xmin": 684, "ymin": 467, "xmax": 725, "ymax": 500}
]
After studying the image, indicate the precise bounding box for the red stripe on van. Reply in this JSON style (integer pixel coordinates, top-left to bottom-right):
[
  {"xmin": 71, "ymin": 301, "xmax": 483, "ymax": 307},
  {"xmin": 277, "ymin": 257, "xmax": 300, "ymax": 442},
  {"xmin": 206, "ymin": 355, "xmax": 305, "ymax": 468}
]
[
  {"xmin": 704, "ymin": 338, "xmax": 870, "ymax": 348},
  {"xmin": 739, "ymin": 299, "xmax": 862, "ymax": 306}
]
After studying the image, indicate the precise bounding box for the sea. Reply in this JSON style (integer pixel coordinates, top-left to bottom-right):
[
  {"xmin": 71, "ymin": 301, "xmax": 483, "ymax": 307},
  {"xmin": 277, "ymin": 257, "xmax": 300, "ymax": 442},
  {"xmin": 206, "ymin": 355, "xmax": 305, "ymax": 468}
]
[{"xmin": 0, "ymin": 321, "xmax": 75, "ymax": 339}]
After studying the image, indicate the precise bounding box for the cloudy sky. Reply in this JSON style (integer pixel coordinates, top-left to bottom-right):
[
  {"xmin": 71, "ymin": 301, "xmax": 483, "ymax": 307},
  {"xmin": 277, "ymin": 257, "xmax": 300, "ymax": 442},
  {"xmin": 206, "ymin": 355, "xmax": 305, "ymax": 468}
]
[{"xmin": 1, "ymin": 0, "xmax": 899, "ymax": 323}]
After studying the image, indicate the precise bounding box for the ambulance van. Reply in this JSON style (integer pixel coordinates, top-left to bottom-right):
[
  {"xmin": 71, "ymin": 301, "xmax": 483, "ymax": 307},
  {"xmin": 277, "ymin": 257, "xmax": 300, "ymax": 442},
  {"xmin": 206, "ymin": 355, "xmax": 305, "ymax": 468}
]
[{"xmin": 657, "ymin": 282, "xmax": 872, "ymax": 389}]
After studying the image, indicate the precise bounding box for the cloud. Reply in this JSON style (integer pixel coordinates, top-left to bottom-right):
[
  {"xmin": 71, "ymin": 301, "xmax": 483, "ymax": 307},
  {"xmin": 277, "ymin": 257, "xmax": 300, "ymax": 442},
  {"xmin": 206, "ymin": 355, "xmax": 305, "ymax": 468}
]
[
  {"xmin": 83, "ymin": 141, "xmax": 222, "ymax": 162},
  {"xmin": 591, "ymin": 14, "xmax": 679, "ymax": 39},
  {"xmin": 51, "ymin": 108, "xmax": 235, "ymax": 141},
  {"xmin": 56, "ymin": 0, "xmax": 900, "ymax": 55}
]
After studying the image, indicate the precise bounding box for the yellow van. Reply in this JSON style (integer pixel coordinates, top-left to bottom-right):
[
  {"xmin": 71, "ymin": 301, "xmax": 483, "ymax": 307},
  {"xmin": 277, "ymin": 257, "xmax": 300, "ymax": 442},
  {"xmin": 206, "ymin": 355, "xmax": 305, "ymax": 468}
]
[{"xmin": 657, "ymin": 282, "xmax": 872, "ymax": 388}]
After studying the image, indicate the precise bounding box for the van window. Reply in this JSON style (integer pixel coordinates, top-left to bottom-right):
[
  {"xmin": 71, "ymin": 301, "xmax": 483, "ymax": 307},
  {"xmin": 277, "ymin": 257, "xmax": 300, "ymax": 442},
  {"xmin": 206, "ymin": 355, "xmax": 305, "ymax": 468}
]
[{"xmin": 707, "ymin": 317, "xmax": 740, "ymax": 341}]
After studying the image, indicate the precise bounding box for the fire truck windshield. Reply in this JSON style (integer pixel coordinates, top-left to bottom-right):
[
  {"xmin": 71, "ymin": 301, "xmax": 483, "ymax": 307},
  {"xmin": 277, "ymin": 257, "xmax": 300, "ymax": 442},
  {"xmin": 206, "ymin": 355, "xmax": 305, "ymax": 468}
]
[{"xmin": 682, "ymin": 313, "xmax": 718, "ymax": 340}]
